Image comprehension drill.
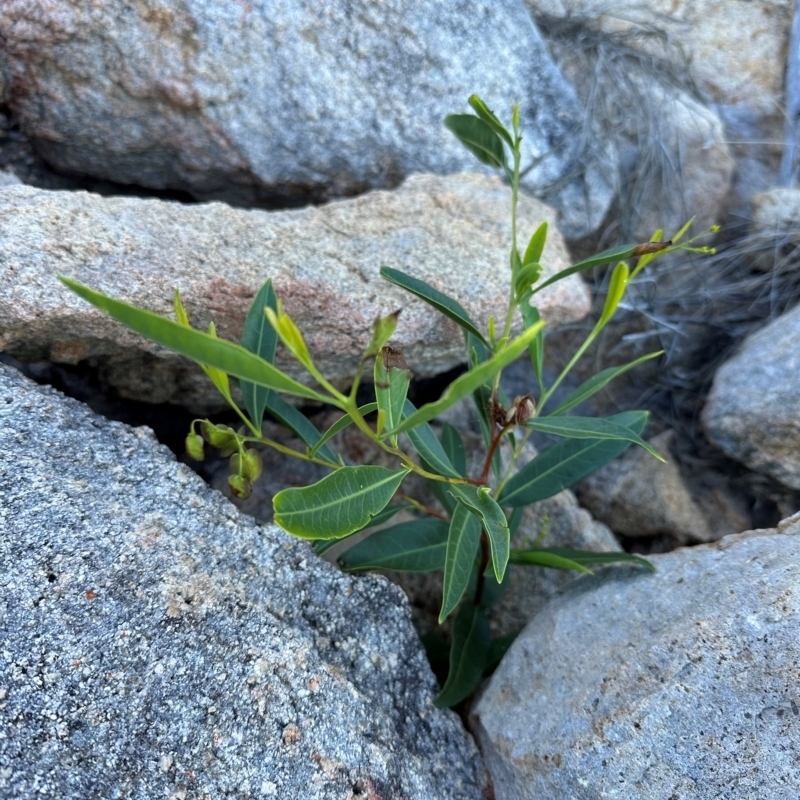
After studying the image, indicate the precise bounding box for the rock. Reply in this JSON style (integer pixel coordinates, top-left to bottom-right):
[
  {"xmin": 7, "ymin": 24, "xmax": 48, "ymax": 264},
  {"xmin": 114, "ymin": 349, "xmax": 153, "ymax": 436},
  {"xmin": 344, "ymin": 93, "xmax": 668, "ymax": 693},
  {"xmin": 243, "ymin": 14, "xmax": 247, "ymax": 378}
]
[
  {"xmin": 0, "ymin": 174, "xmax": 589, "ymax": 412},
  {"xmin": 0, "ymin": 169, "xmax": 21, "ymax": 188},
  {"xmin": 527, "ymin": 0, "xmax": 791, "ymax": 225},
  {"xmin": 748, "ymin": 188, "xmax": 800, "ymax": 273},
  {"xmin": 703, "ymin": 303, "xmax": 800, "ymax": 490},
  {"xmin": 472, "ymin": 519, "xmax": 800, "ymax": 799},
  {"xmin": 577, "ymin": 430, "xmax": 718, "ymax": 544},
  {"xmin": 0, "ymin": 362, "xmax": 488, "ymax": 799},
  {"xmin": 0, "ymin": 0, "xmax": 616, "ymax": 239}
]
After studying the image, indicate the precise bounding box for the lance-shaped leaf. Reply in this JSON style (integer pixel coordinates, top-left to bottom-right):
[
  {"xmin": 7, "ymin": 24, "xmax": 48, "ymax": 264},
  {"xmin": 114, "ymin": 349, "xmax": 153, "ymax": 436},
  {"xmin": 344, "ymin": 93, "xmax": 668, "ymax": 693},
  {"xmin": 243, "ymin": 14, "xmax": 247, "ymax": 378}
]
[
  {"xmin": 510, "ymin": 547, "xmax": 654, "ymax": 572},
  {"xmin": 519, "ymin": 298, "xmax": 544, "ymax": 388},
  {"xmin": 265, "ymin": 305, "xmax": 314, "ymax": 372},
  {"xmin": 380, "ymin": 267, "xmax": 489, "ymax": 348},
  {"xmin": 374, "ymin": 347, "xmax": 410, "ymax": 442},
  {"xmin": 240, "ymin": 279, "xmax": 278, "ymax": 429},
  {"xmin": 264, "ymin": 391, "xmax": 339, "ymax": 465},
  {"xmin": 508, "ymin": 549, "xmax": 593, "ymax": 573},
  {"xmin": 434, "ymin": 602, "xmax": 491, "ymax": 708},
  {"xmin": 598, "ymin": 261, "xmax": 629, "ymax": 327},
  {"xmin": 444, "ymin": 113, "xmax": 506, "ymax": 169},
  {"xmin": 60, "ymin": 277, "xmax": 332, "ymax": 403},
  {"xmin": 365, "ymin": 310, "xmax": 401, "ymax": 357},
  {"xmin": 339, "ymin": 518, "xmax": 449, "ymax": 572},
  {"xmin": 449, "ymin": 485, "xmax": 509, "ymax": 583},
  {"xmin": 403, "ymin": 400, "xmax": 461, "ymax": 479},
  {"xmin": 387, "ymin": 320, "xmax": 545, "ymax": 437},
  {"xmin": 522, "ymin": 221, "xmax": 548, "ymax": 268},
  {"xmin": 440, "ymin": 423, "xmax": 466, "ymax": 477},
  {"xmin": 497, "ymin": 411, "xmax": 648, "ymax": 507},
  {"xmin": 312, "ymin": 502, "xmax": 410, "ymax": 556},
  {"xmin": 310, "ymin": 403, "xmax": 378, "ymax": 458},
  {"xmin": 273, "ymin": 466, "xmax": 410, "ymax": 539},
  {"xmin": 440, "ymin": 504, "xmax": 482, "ymax": 623},
  {"xmin": 525, "ymin": 416, "xmax": 664, "ymax": 461},
  {"xmin": 514, "ymin": 263, "xmax": 543, "ymax": 300},
  {"xmin": 548, "ymin": 352, "xmax": 663, "ymax": 416},
  {"xmin": 468, "ymin": 94, "xmax": 513, "ymax": 146}
]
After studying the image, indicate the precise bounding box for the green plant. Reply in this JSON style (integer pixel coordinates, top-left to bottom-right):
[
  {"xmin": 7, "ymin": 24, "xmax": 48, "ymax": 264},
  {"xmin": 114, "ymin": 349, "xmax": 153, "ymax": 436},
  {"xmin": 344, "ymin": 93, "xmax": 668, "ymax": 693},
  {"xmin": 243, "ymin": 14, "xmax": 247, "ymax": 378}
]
[{"xmin": 60, "ymin": 95, "xmax": 715, "ymax": 707}]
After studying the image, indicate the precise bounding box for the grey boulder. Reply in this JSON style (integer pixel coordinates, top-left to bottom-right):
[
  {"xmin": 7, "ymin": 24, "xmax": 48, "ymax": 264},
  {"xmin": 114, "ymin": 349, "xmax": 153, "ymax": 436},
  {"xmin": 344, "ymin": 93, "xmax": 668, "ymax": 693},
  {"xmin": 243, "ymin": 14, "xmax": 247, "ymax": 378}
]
[
  {"xmin": 703, "ymin": 303, "xmax": 800, "ymax": 490},
  {"xmin": 0, "ymin": 174, "xmax": 589, "ymax": 412},
  {"xmin": 473, "ymin": 516, "xmax": 800, "ymax": 799},
  {"xmin": 0, "ymin": 363, "xmax": 488, "ymax": 799},
  {"xmin": 0, "ymin": 0, "xmax": 615, "ymax": 238}
]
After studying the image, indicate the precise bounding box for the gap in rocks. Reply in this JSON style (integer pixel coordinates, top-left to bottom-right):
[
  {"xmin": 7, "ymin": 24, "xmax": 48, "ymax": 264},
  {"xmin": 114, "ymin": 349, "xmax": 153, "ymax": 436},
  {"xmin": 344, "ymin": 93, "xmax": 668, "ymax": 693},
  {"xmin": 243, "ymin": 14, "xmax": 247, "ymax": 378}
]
[{"xmin": 0, "ymin": 107, "xmax": 365, "ymax": 211}]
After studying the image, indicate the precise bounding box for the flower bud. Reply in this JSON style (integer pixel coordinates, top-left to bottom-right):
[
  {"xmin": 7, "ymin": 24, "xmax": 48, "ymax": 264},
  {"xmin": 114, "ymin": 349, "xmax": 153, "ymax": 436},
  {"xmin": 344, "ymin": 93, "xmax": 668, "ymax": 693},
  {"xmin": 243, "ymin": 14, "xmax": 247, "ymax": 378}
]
[
  {"xmin": 230, "ymin": 448, "xmax": 263, "ymax": 482},
  {"xmin": 200, "ymin": 422, "xmax": 238, "ymax": 451},
  {"xmin": 228, "ymin": 474, "xmax": 252, "ymax": 499}
]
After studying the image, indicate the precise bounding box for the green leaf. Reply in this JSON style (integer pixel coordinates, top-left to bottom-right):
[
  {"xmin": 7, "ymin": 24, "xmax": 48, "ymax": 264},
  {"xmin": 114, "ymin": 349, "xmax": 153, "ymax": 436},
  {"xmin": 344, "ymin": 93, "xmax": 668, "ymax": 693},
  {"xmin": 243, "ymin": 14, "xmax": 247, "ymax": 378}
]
[
  {"xmin": 273, "ymin": 465, "xmax": 410, "ymax": 539},
  {"xmin": 440, "ymin": 504, "xmax": 482, "ymax": 622},
  {"xmin": 403, "ymin": 400, "xmax": 461, "ymax": 479},
  {"xmin": 310, "ymin": 403, "xmax": 378, "ymax": 458},
  {"xmin": 514, "ymin": 263, "xmax": 543, "ymax": 300},
  {"xmin": 511, "ymin": 547, "xmax": 655, "ymax": 572},
  {"xmin": 508, "ymin": 549, "xmax": 593, "ymax": 573},
  {"xmin": 498, "ymin": 411, "xmax": 648, "ymax": 507},
  {"xmin": 434, "ymin": 603, "xmax": 491, "ymax": 708},
  {"xmin": 467, "ymin": 94, "xmax": 513, "ymax": 146},
  {"xmin": 265, "ymin": 305, "xmax": 316, "ymax": 371},
  {"xmin": 525, "ymin": 416, "xmax": 664, "ymax": 461},
  {"xmin": 387, "ymin": 320, "xmax": 545, "ymax": 437},
  {"xmin": 449, "ymin": 485, "xmax": 510, "ymax": 583},
  {"xmin": 339, "ymin": 518, "xmax": 449, "ymax": 572},
  {"xmin": 60, "ymin": 277, "xmax": 331, "ymax": 404},
  {"xmin": 486, "ymin": 633, "xmax": 518, "ymax": 673},
  {"xmin": 380, "ymin": 267, "xmax": 489, "ymax": 348},
  {"xmin": 374, "ymin": 348, "xmax": 410, "ymax": 443},
  {"xmin": 508, "ymin": 506, "xmax": 525, "ymax": 537},
  {"xmin": 467, "ymin": 336, "xmax": 503, "ymax": 482},
  {"xmin": 529, "ymin": 243, "xmax": 638, "ymax": 298},
  {"xmin": 598, "ymin": 261, "xmax": 629, "ymax": 326},
  {"xmin": 240, "ymin": 279, "xmax": 279, "ymax": 430},
  {"xmin": 519, "ymin": 299, "xmax": 544, "ymax": 388},
  {"xmin": 522, "ymin": 222, "xmax": 548, "ymax": 268},
  {"xmin": 443, "ymin": 113, "xmax": 506, "ymax": 169},
  {"xmin": 366, "ymin": 310, "xmax": 401, "ymax": 357},
  {"xmin": 440, "ymin": 423, "xmax": 466, "ymax": 477},
  {"xmin": 312, "ymin": 502, "xmax": 410, "ymax": 555},
  {"xmin": 548, "ymin": 352, "xmax": 663, "ymax": 416},
  {"xmin": 264, "ymin": 392, "xmax": 339, "ymax": 464}
]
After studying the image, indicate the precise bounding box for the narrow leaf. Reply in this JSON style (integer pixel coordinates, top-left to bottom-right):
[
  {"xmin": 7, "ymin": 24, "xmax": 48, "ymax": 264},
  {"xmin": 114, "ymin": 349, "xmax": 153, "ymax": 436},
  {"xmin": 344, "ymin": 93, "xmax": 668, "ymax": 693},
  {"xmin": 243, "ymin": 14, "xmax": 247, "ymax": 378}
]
[
  {"xmin": 440, "ymin": 423, "xmax": 466, "ymax": 477},
  {"xmin": 440, "ymin": 505, "xmax": 482, "ymax": 622},
  {"xmin": 380, "ymin": 267, "xmax": 489, "ymax": 348},
  {"xmin": 515, "ymin": 263, "xmax": 543, "ymax": 300},
  {"xmin": 443, "ymin": 113, "xmax": 506, "ymax": 169},
  {"xmin": 525, "ymin": 416, "xmax": 664, "ymax": 461},
  {"xmin": 498, "ymin": 411, "xmax": 648, "ymax": 507},
  {"xmin": 548, "ymin": 352, "xmax": 663, "ymax": 416},
  {"xmin": 203, "ymin": 322, "xmax": 232, "ymax": 398},
  {"xmin": 598, "ymin": 261, "xmax": 629, "ymax": 326},
  {"xmin": 519, "ymin": 299, "xmax": 544, "ymax": 388},
  {"xmin": 449, "ymin": 485, "xmax": 510, "ymax": 583},
  {"xmin": 339, "ymin": 518, "xmax": 449, "ymax": 572},
  {"xmin": 404, "ymin": 400, "xmax": 461, "ymax": 479},
  {"xmin": 310, "ymin": 403, "xmax": 378, "ymax": 458},
  {"xmin": 513, "ymin": 547, "xmax": 654, "ymax": 572},
  {"xmin": 60, "ymin": 277, "xmax": 331, "ymax": 403},
  {"xmin": 434, "ymin": 603, "xmax": 491, "ymax": 708},
  {"xmin": 522, "ymin": 222, "xmax": 548, "ymax": 269},
  {"xmin": 312, "ymin": 502, "xmax": 410, "ymax": 555},
  {"xmin": 366, "ymin": 310, "xmax": 401, "ymax": 357},
  {"xmin": 240, "ymin": 279, "xmax": 278, "ymax": 429},
  {"xmin": 529, "ymin": 243, "xmax": 638, "ymax": 298},
  {"xmin": 264, "ymin": 392, "xmax": 339, "ymax": 464},
  {"xmin": 508, "ymin": 549, "xmax": 593, "ymax": 573},
  {"xmin": 265, "ymin": 306, "xmax": 314, "ymax": 370},
  {"xmin": 273, "ymin": 466, "xmax": 410, "ymax": 539},
  {"xmin": 468, "ymin": 94, "xmax": 513, "ymax": 146},
  {"xmin": 387, "ymin": 320, "xmax": 545, "ymax": 436},
  {"xmin": 486, "ymin": 633, "xmax": 518, "ymax": 672},
  {"xmin": 374, "ymin": 347, "xmax": 410, "ymax": 441}
]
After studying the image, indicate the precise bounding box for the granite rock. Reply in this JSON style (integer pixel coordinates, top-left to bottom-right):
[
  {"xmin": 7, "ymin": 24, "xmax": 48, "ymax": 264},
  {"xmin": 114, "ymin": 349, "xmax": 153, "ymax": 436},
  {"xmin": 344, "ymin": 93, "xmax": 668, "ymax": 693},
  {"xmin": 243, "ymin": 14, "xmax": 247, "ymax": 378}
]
[{"xmin": 0, "ymin": 363, "xmax": 488, "ymax": 799}]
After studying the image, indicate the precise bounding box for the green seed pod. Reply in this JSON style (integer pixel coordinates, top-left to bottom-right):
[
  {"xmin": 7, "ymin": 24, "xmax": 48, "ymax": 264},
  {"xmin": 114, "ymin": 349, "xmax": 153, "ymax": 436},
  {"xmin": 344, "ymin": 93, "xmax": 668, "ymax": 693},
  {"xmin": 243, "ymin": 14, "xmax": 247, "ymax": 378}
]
[
  {"xmin": 185, "ymin": 433, "xmax": 205, "ymax": 461},
  {"xmin": 200, "ymin": 422, "xmax": 238, "ymax": 451},
  {"xmin": 243, "ymin": 448, "xmax": 263, "ymax": 481},
  {"xmin": 228, "ymin": 474, "xmax": 252, "ymax": 500}
]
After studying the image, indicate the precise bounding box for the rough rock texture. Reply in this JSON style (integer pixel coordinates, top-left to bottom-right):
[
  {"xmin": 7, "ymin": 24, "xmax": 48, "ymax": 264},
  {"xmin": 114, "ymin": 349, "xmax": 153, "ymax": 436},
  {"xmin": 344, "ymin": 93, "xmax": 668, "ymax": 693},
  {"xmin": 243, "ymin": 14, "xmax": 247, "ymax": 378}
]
[
  {"xmin": 0, "ymin": 363, "xmax": 488, "ymax": 799},
  {"xmin": 0, "ymin": 0, "xmax": 617, "ymax": 238},
  {"xmin": 473, "ymin": 518, "xmax": 800, "ymax": 800},
  {"xmin": 703, "ymin": 303, "xmax": 800, "ymax": 490},
  {"xmin": 577, "ymin": 430, "xmax": 718, "ymax": 544},
  {"xmin": 0, "ymin": 174, "xmax": 589, "ymax": 412},
  {"xmin": 527, "ymin": 0, "xmax": 791, "ymax": 223},
  {"xmin": 749, "ymin": 187, "xmax": 800, "ymax": 273}
]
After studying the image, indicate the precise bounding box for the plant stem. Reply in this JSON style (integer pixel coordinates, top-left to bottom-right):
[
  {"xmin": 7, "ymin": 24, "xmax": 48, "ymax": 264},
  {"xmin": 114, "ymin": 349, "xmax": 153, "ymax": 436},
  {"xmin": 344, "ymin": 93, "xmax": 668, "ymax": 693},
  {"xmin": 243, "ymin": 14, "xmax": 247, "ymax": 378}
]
[
  {"xmin": 481, "ymin": 422, "xmax": 512, "ymax": 484},
  {"xmin": 474, "ymin": 531, "xmax": 490, "ymax": 607}
]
